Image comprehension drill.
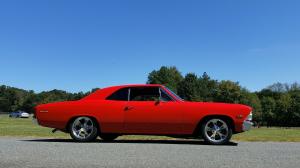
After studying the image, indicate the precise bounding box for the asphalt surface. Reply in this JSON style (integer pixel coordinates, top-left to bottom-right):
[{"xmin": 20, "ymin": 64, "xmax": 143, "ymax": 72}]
[{"xmin": 0, "ymin": 138, "xmax": 299, "ymax": 168}]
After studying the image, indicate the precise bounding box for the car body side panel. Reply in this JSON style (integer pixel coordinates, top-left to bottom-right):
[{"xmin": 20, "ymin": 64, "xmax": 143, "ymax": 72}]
[
  {"xmin": 123, "ymin": 101, "xmax": 184, "ymax": 134},
  {"xmin": 35, "ymin": 84, "xmax": 252, "ymax": 135},
  {"xmin": 94, "ymin": 100, "xmax": 127, "ymax": 133}
]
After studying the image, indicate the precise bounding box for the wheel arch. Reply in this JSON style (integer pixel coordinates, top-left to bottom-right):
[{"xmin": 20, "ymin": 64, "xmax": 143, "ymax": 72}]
[{"xmin": 193, "ymin": 115, "xmax": 235, "ymax": 136}]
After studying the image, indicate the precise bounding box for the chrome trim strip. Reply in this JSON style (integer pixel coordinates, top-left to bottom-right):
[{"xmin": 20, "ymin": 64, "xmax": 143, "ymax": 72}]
[
  {"xmin": 127, "ymin": 88, "xmax": 131, "ymax": 101},
  {"xmin": 160, "ymin": 87, "xmax": 176, "ymax": 101}
]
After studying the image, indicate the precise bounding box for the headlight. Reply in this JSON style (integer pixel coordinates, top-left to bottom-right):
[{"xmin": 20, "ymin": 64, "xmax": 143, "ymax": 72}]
[{"xmin": 246, "ymin": 111, "xmax": 252, "ymax": 121}]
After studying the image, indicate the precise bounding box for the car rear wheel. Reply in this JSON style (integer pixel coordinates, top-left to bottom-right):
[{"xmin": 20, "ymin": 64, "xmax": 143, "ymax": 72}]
[
  {"xmin": 99, "ymin": 134, "xmax": 119, "ymax": 141},
  {"xmin": 201, "ymin": 118, "xmax": 232, "ymax": 145},
  {"xmin": 69, "ymin": 117, "xmax": 98, "ymax": 142}
]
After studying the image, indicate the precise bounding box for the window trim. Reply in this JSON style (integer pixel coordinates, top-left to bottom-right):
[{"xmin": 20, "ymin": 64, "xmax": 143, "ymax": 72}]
[
  {"xmin": 106, "ymin": 86, "xmax": 176, "ymax": 102},
  {"xmin": 159, "ymin": 87, "xmax": 175, "ymax": 102},
  {"xmin": 127, "ymin": 88, "xmax": 131, "ymax": 101},
  {"xmin": 162, "ymin": 86, "xmax": 183, "ymax": 101}
]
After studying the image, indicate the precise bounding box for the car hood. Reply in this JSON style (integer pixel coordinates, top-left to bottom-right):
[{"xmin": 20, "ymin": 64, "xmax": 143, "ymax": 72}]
[{"xmin": 182, "ymin": 101, "xmax": 252, "ymax": 114}]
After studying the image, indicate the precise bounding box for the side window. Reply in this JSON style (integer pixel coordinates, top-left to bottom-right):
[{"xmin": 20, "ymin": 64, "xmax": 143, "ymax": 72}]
[
  {"xmin": 160, "ymin": 88, "xmax": 173, "ymax": 101},
  {"xmin": 130, "ymin": 87, "xmax": 160, "ymax": 101},
  {"xmin": 106, "ymin": 88, "xmax": 129, "ymax": 101}
]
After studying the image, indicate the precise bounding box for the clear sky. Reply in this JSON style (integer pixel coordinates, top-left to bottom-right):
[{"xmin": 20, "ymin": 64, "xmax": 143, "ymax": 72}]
[{"xmin": 0, "ymin": 0, "xmax": 300, "ymax": 93}]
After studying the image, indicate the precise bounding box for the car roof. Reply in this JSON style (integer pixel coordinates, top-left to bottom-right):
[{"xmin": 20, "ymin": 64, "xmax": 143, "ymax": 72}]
[
  {"xmin": 82, "ymin": 84, "xmax": 164, "ymax": 100},
  {"xmin": 109, "ymin": 84, "xmax": 164, "ymax": 87}
]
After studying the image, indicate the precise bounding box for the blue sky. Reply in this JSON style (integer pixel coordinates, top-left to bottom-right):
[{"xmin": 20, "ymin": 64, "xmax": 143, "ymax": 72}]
[{"xmin": 0, "ymin": 0, "xmax": 300, "ymax": 93}]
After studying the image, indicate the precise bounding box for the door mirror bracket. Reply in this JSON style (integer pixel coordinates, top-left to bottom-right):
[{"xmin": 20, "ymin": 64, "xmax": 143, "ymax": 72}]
[{"xmin": 155, "ymin": 99, "xmax": 160, "ymax": 105}]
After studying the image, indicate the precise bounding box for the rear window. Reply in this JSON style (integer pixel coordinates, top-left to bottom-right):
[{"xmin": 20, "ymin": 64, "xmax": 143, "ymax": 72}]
[{"xmin": 106, "ymin": 88, "xmax": 129, "ymax": 101}]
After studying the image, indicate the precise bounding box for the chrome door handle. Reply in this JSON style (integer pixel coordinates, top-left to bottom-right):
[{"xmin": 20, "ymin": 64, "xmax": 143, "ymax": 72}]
[{"xmin": 124, "ymin": 106, "xmax": 134, "ymax": 111}]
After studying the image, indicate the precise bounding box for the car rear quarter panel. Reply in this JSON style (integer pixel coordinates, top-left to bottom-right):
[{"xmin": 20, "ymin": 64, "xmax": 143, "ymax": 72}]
[
  {"xmin": 36, "ymin": 100, "xmax": 127, "ymax": 133},
  {"xmin": 36, "ymin": 101, "xmax": 103, "ymax": 131}
]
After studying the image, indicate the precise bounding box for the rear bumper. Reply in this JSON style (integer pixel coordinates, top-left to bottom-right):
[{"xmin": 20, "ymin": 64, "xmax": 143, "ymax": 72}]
[
  {"xmin": 242, "ymin": 120, "xmax": 253, "ymax": 131},
  {"xmin": 32, "ymin": 118, "xmax": 39, "ymax": 125}
]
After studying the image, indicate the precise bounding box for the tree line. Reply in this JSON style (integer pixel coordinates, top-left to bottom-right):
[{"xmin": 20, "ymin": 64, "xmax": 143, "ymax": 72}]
[
  {"xmin": 1, "ymin": 66, "xmax": 300, "ymax": 127},
  {"xmin": 0, "ymin": 86, "xmax": 98, "ymax": 114},
  {"xmin": 148, "ymin": 66, "xmax": 300, "ymax": 127}
]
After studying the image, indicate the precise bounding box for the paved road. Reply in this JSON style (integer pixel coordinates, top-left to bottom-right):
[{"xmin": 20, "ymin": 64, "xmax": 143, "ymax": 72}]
[{"xmin": 0, "ymin": 138, "xmax": 299, "ymax": 168}]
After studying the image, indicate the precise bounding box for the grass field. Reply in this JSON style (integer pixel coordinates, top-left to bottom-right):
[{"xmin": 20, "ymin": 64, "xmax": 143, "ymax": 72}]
[{"xmin": 1, "ymin": 114, "xmax": 300, "ymax": 142}]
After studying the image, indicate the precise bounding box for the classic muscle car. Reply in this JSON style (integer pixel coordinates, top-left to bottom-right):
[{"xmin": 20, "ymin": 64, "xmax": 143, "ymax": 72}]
[{"xmin": 34, "ymin": 84, "xmax": 252, "ymax": 145}]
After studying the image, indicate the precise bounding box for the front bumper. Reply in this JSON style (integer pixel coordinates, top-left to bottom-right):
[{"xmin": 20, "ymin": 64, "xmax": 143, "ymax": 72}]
[{"xmin": 242, "ymin": 120, "xmax": 253, "ymax": 131}]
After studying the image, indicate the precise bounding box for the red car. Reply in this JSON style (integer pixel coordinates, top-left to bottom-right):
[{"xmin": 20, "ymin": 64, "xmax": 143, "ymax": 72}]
[{"xmin": 34, "ymin": 84, "xmax": 252, "ymax": 145}]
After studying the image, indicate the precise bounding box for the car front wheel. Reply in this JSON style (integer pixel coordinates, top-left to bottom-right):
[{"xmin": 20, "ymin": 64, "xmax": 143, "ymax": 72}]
[
  {"xmin": 201, "ymin": 118, "xmax": 232, "ymax": 145},
  {"xmin": 69, "ymin": 117, "xmax": 98, "ymax": 142}
]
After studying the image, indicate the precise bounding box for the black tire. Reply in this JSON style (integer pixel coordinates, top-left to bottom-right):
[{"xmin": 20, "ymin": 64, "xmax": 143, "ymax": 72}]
[
  {"xmin": 69, "ymin": 116, "xmax": 98, "ymax": 142},
  {"xmin": 100, "ymin": 134, "xmax": 119, "ymax": 141},
  {"xmin": 200, "ymin": 118, "xmax": 232, "ymax": 145}
]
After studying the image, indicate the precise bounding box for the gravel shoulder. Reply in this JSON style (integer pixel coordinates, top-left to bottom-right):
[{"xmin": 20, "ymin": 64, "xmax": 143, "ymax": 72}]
[{"xmin": 0, "ymin": 138, "xmax": 299, "ymax": 168}]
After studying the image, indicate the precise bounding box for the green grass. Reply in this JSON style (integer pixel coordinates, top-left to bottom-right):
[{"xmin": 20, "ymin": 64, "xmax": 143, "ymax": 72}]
[
  {"xmin": 0, "ymin": 115, "xmax": 68, "ymax": 138},
  {"xmin": 1, "ymin": 114, "xmax": 300, "ymax": 142},
  {"xmin": 233, "ymin": 127, "xmax": 300, "ymax": 142},
  {"xmin": 0, "ymin": 115, "xmax": 172, "ymax": 140}
]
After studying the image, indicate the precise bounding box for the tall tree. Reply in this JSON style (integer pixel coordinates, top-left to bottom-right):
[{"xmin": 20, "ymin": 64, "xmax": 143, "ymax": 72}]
[
  {"xmin": 214, "ymin": 80, "xmax": 243, "ymax": 103},
  {"xmin": 260, "ymin": 97, "xmax": 276, "ymax": 127},
  {"xmin": 198, "ymin": 72, "xmax": 218, "ymax": 102},
  {"xmin": 240, "ymin": 91, "xmax": 262, "ymax": 123},
  {"xmin": 147, "ymin": 66, "xmax": 183, "ymax": 93},
  {"xmin": 178, "ymin": 73, "xmax": 200, "ymax": 101},
  {"xmin": 289, "ymin": 90, "xmax": 300, "ymax": 126},
  {"xmin": 275, "ymin": 93, "xmax": 292, "ymax": 126}
]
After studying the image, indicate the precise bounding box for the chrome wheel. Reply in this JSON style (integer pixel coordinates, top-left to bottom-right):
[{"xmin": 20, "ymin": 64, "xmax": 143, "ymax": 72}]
[
  {"xmin": 204, "ymin": 119, "xmax": 229, "ymax": 143},
  {"xmin": 71, "ymin": 117, "xmax": 95, "ymax": 140}
]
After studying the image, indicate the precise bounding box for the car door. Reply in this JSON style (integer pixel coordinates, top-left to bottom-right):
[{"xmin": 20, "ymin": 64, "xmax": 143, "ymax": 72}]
[
  {"xmin": 100, "ymin": 87, "xmax": 129, "ymax": 133},
  {"xmin": 124, "ymin": 86, "xmax": 183, "ymax": 134}
]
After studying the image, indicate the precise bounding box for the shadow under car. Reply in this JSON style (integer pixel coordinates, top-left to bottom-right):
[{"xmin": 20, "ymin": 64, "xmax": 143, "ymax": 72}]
[{"xmin": 20, "ymin": 138, "xmax": 238, "ymax": 146}]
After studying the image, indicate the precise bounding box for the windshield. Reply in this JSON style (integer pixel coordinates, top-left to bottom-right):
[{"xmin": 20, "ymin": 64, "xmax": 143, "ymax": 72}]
[{"xmin": 164, "ymin": 87, "xmax": 184, "ymax": 101}]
